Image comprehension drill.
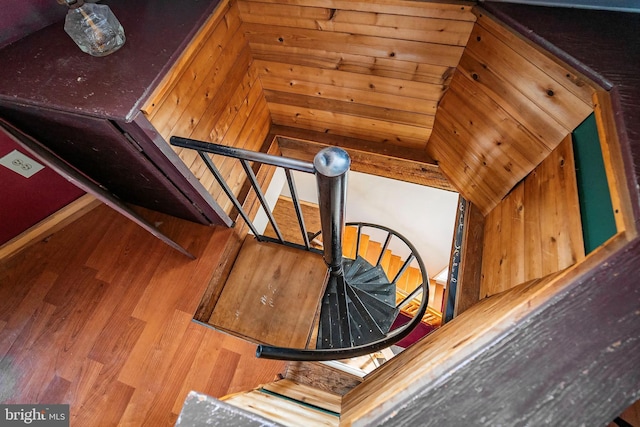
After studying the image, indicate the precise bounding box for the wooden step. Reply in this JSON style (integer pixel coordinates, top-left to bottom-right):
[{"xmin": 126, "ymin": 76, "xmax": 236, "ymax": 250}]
[
  {"xmin": 223, "ymin": 389, "xmax": 339, "ymax": 427},
  {"xmin": 262, "ymin": 379, "xmax": 342, "ymax": 413},
  {"xmin": 379, "ymin": 250, "xmax": 392, "ymax": 277},
  {"xmin": 209, "ymin": 236, "xmax": 327, "ymax": 347},
  {"xmin": 394, "ymin": 264, "xmax": 409, "ymax": 289},
  {"xmin": 285, "ymin": 361, "xmax": 363, "ymax": 396},
  {"xmin": 364, "ymin": 240, "xmax": 382, "ymax": 266},
  {"xmin": 356, "ymin": 234, "xmax": 370, "ymax": 259},
  {"xmin": 343, "ymin": 226, "xmax": 358, "ymax": 259},
  {"xmin": 388, "ymin": 254, "xmax": 403, "ymax": 285}
]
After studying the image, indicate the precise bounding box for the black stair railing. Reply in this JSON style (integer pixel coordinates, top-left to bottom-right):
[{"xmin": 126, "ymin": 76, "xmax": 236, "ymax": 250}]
[
  {"xmin": 170, "ymin": 136, "xmax": 430, "ymax": 361},
  {"xmin": 258, "ymin": 222, "xmax": 430, "ymax": 361},
  {"xmin": 171, "ymin": 136, "xmax": 319, "ymax": 253}
]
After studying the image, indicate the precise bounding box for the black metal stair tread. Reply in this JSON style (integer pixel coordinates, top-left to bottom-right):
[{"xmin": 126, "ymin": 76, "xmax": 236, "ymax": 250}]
[
  {"xmin": 351, "ymin": 265, "xmax": 389, "ymax": 285},
  {"xmin": 349, "ymin": 285, "xmax": 399, "ymax": 333},
  {"xmin": 344, "ymin": 256, "xmax": 390, "ymax": 284},
  {"xmin": 344, "ymin": 258, "xmax": 396, "ymax": 308},
  {"xmin": 317, "ymin": 275, "xmax": 351, "ymax": 349},
  {"xmin": 343, "ymin": 256, "xmax": 370, "ymax": 281},
  {"xmin": 317, "ymin": 255, "xmax": 403, "ymax": 350},
  {"xmin": 348, "ymin": 281, "xmax": 396, "ymax": 308},
  {"xmin": 345, "ymin": 284, "xmax": 386, "ymax": 345}
]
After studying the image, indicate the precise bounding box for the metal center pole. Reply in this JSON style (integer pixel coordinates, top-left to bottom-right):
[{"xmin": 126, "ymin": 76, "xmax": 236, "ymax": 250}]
[{"xmin": 314, "ymin": 147, "xmax": 351, "ymax": 275}]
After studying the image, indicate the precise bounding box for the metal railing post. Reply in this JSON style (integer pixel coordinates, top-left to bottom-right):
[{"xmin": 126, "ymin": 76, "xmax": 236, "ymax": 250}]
[{"xmin": 314, "ymin": 147, "xmax": 351, "ymax": 275}]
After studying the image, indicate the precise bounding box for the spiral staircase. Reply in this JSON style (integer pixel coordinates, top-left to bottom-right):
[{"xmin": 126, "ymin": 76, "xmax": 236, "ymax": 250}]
[{"xmin": 171, "ymin": 136, "xmax": 434, "ymax": 361}]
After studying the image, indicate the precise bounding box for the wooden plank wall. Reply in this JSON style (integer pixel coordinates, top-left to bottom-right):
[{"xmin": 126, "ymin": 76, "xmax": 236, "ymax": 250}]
[
  {"xmin": 238, "ymin": 0, "xmax": 475, "ymax": 149},
  {"xmin": 142, "ymin": 0, "xmax": 271, "ymax": 215},
  {"xmin": 480, "ymin": 135, "xmax": 585, "ymax": 297},
  {"xmin": 427, "ymin": 10, "xmax": 596, "ymax": 215},
  {"xmin": 273, "ymin": 126, "xmax": 455, "ymax": 191}
]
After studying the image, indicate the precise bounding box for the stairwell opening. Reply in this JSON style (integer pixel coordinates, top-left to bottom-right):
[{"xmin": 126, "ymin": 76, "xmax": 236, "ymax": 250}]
[{"xmin": 255, "ymin": 167, "xmax": 459, "ymax": 373}]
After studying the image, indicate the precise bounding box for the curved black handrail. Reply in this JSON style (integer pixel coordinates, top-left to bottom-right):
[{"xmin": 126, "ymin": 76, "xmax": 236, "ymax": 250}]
[{"xmin": 256, "ymin": 222, "xmax": 430, "ymax": 361}]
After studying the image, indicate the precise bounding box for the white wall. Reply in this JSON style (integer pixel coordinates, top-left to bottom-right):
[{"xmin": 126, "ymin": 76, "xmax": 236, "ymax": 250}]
[
  {"xmin": 253, "ymin": 168, "xmax": 286, "ymax": 235},
  {"xmin": 280, "ymin": 170, "xmax": 459, "ymax": 279}
]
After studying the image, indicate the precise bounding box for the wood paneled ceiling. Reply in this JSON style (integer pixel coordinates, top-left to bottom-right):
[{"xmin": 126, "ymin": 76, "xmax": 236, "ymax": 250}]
[
  {"xmin": 238, "ymin": 0, "xmax": 475, "ymax": 149},
  {"xmin": 234, "ymin": 0, "xmax": 597, "ymax": 215}
]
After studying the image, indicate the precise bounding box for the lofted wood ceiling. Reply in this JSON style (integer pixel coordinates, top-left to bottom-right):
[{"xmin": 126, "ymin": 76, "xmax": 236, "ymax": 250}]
[
  {"xmin": 235, "ymin": 0, "xmax": 597, "ymax": 214},
  {"xmin": 147, "ymin": 0, "xmax": 599, "ymax": 217},
  {"xmin": 239, "ymin": 0, "xmax": 475, "ymax": 149}
]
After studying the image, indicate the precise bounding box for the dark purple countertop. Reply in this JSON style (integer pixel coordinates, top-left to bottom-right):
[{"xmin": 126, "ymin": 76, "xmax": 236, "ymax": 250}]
[{"xmin": 0, "ymin": 0, "xmax": 221, "ymax": 122}]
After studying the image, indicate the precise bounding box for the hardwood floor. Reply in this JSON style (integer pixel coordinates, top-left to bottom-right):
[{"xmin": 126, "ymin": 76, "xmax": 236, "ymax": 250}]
[
  {"xmin": 0, "ymin": 204, "xmax": 286, "ymax": 426},
  {"xmin": 209, "ymin": 236, "xmax": 327, "ymax": 348}
]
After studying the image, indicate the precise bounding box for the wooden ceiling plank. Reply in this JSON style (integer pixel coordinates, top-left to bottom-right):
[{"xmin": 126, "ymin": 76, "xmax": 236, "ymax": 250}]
[
  {"xmin": 428, "ymin": 113, "xmax": 505, "ymax": 201},
  {"xmin": 263, "ymin": 90, "xmax": 434, "ymax": 128},
  {"xmin": 259, "ymin": 74, "xmax": 437, "ymax": 115},
  {"xmin": 240, "ymin": 1, "xmax": 476, "ymax": 49},
  {"xmin": 439, "ymin": 77, "xmax": 549, "ymax": 180},
  {"xmin": 465, "ymin": 24, "xmax": 592, "ymax": 131},
  {"xmin": 428, "ymin": 124, "xmax": 500, "ymax": 214},
  {"xmin": 249, "ymin": 43, "xmax": 347, "ymax": 70},
  {"xmin": 480, "ymin": 135, "xmax": 585, "ymax": 298},
  {"xmin": 273, "ymin": 127, "xmax": 454, "ymax": 191},
  {"xmin": 271, "ymin": 125, "xmax": 435, "ymax": 163},
  {"xmin": 270, "ymin": 108, "xmax": 431, "ymax": 148},
  {"xmin": 371, "ymin": 59, "xmax": 453, "ymax": 85},
  {"xmin": 269, "ymin": 104, "xmax": 431, "ymax": 148},
  {"xmin": 552, "ymin": 135, "xmax": 585, "ymax": 269},
  {"xmin": 150, "ymin": 4, "xmax": 242, "ymax": 128},
  {"xmin": 248, "ymin": 43, "xmax": 452, "ymax": 85},
  {"xmin": 449, "ymin": 71, "xmax": 551, "ymax": 163},
  {"xmin": 319, "ymin": 12, "xmax": 475, "ymax": 46},
  {"xmin": 244, "ymin": 23, "xmax": 465, "ymax": 67},
  {"xmin": 474, "ymin": 11, "xmax": 597, "ymax": 106},
  {"xmin": 238, "ymin": 1, "xmax": 335, "ymax": 19},
  {"xmin": 268, "ymin": 102, "xmax": 431, "ymax": 139},
  {"xmin": 167, "ymin": 46, "xmax": 253, "ymax": 145},
  {"xmin": 239, "ymin": 0, "xmax": 476, "ymax": 22},
  {"xmin": 254, "ymin": 60, "xmax": 446, "ymax": 102},
  {"xmin": 189, "ymin": 63, "xmax": 260, "ymax": 145},
  {"xmin": 457, "ymin": 50, "xmax": 569, "ymax": 148},
  {"xmin": 142, "ymin": 0, "xmax": 232, "ymax": 116},
  {"xmin": 154, "ymin": 14, "xmax": 245, "ymax": 140}
]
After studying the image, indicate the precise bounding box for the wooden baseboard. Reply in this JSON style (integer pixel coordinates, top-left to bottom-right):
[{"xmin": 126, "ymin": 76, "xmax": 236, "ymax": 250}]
[{"xmin": 0, "ymin": 194, "xmax": 101, "ymax": 261}]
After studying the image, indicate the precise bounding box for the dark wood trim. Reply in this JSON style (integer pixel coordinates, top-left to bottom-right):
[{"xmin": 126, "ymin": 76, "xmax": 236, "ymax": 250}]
[
  {"xmin": 442, "ymin": 196, "xmax": 465, "ymax": 323},
  {"xmin": 453, "ymin": 201, "xmax": 484, "ymax": 317}
]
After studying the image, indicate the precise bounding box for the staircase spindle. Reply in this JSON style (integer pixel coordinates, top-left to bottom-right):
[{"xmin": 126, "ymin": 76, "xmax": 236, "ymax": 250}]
[
  {"xmin": 285, "ymin": 168, "xmax": 310, "ymax": 250},
  {"xmin": 376, "ymin": 232, "xmax": 393, "ymax": 266},
  {"xmin": 240, "ymin": 159, "xmax": 284, "ymax": 243}
]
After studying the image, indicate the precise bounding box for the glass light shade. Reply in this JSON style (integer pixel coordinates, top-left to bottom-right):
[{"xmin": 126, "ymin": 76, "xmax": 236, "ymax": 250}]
[{"xmin": 64, "ymin": 1, "xmax": 125, "ymax": 57}]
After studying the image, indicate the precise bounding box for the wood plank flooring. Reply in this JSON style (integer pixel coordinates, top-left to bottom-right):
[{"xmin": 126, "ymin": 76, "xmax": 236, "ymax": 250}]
[
  {"xmin": 209, "ymin": 237, "xmax": 327, "ymax": 348},
  {"xmin": 0, "ymin": 204, "xmax": 285, "ymax": 426}
]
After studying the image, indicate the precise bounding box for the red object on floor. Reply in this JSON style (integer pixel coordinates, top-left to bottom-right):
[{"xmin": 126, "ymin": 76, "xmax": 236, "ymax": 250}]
[{"xmin": 391, "ymin": 312, "xmax": 438, "ymax": 349}]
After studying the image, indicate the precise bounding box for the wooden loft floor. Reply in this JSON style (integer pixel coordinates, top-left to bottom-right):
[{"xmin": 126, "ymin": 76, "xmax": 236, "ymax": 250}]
[
  {"xmin": 0, "ymin": 204, "xmax": 285, "ymax": 425},
  {"xmin": 209, "ymin": 236, "xmax": 327, "ymax": 348}
]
